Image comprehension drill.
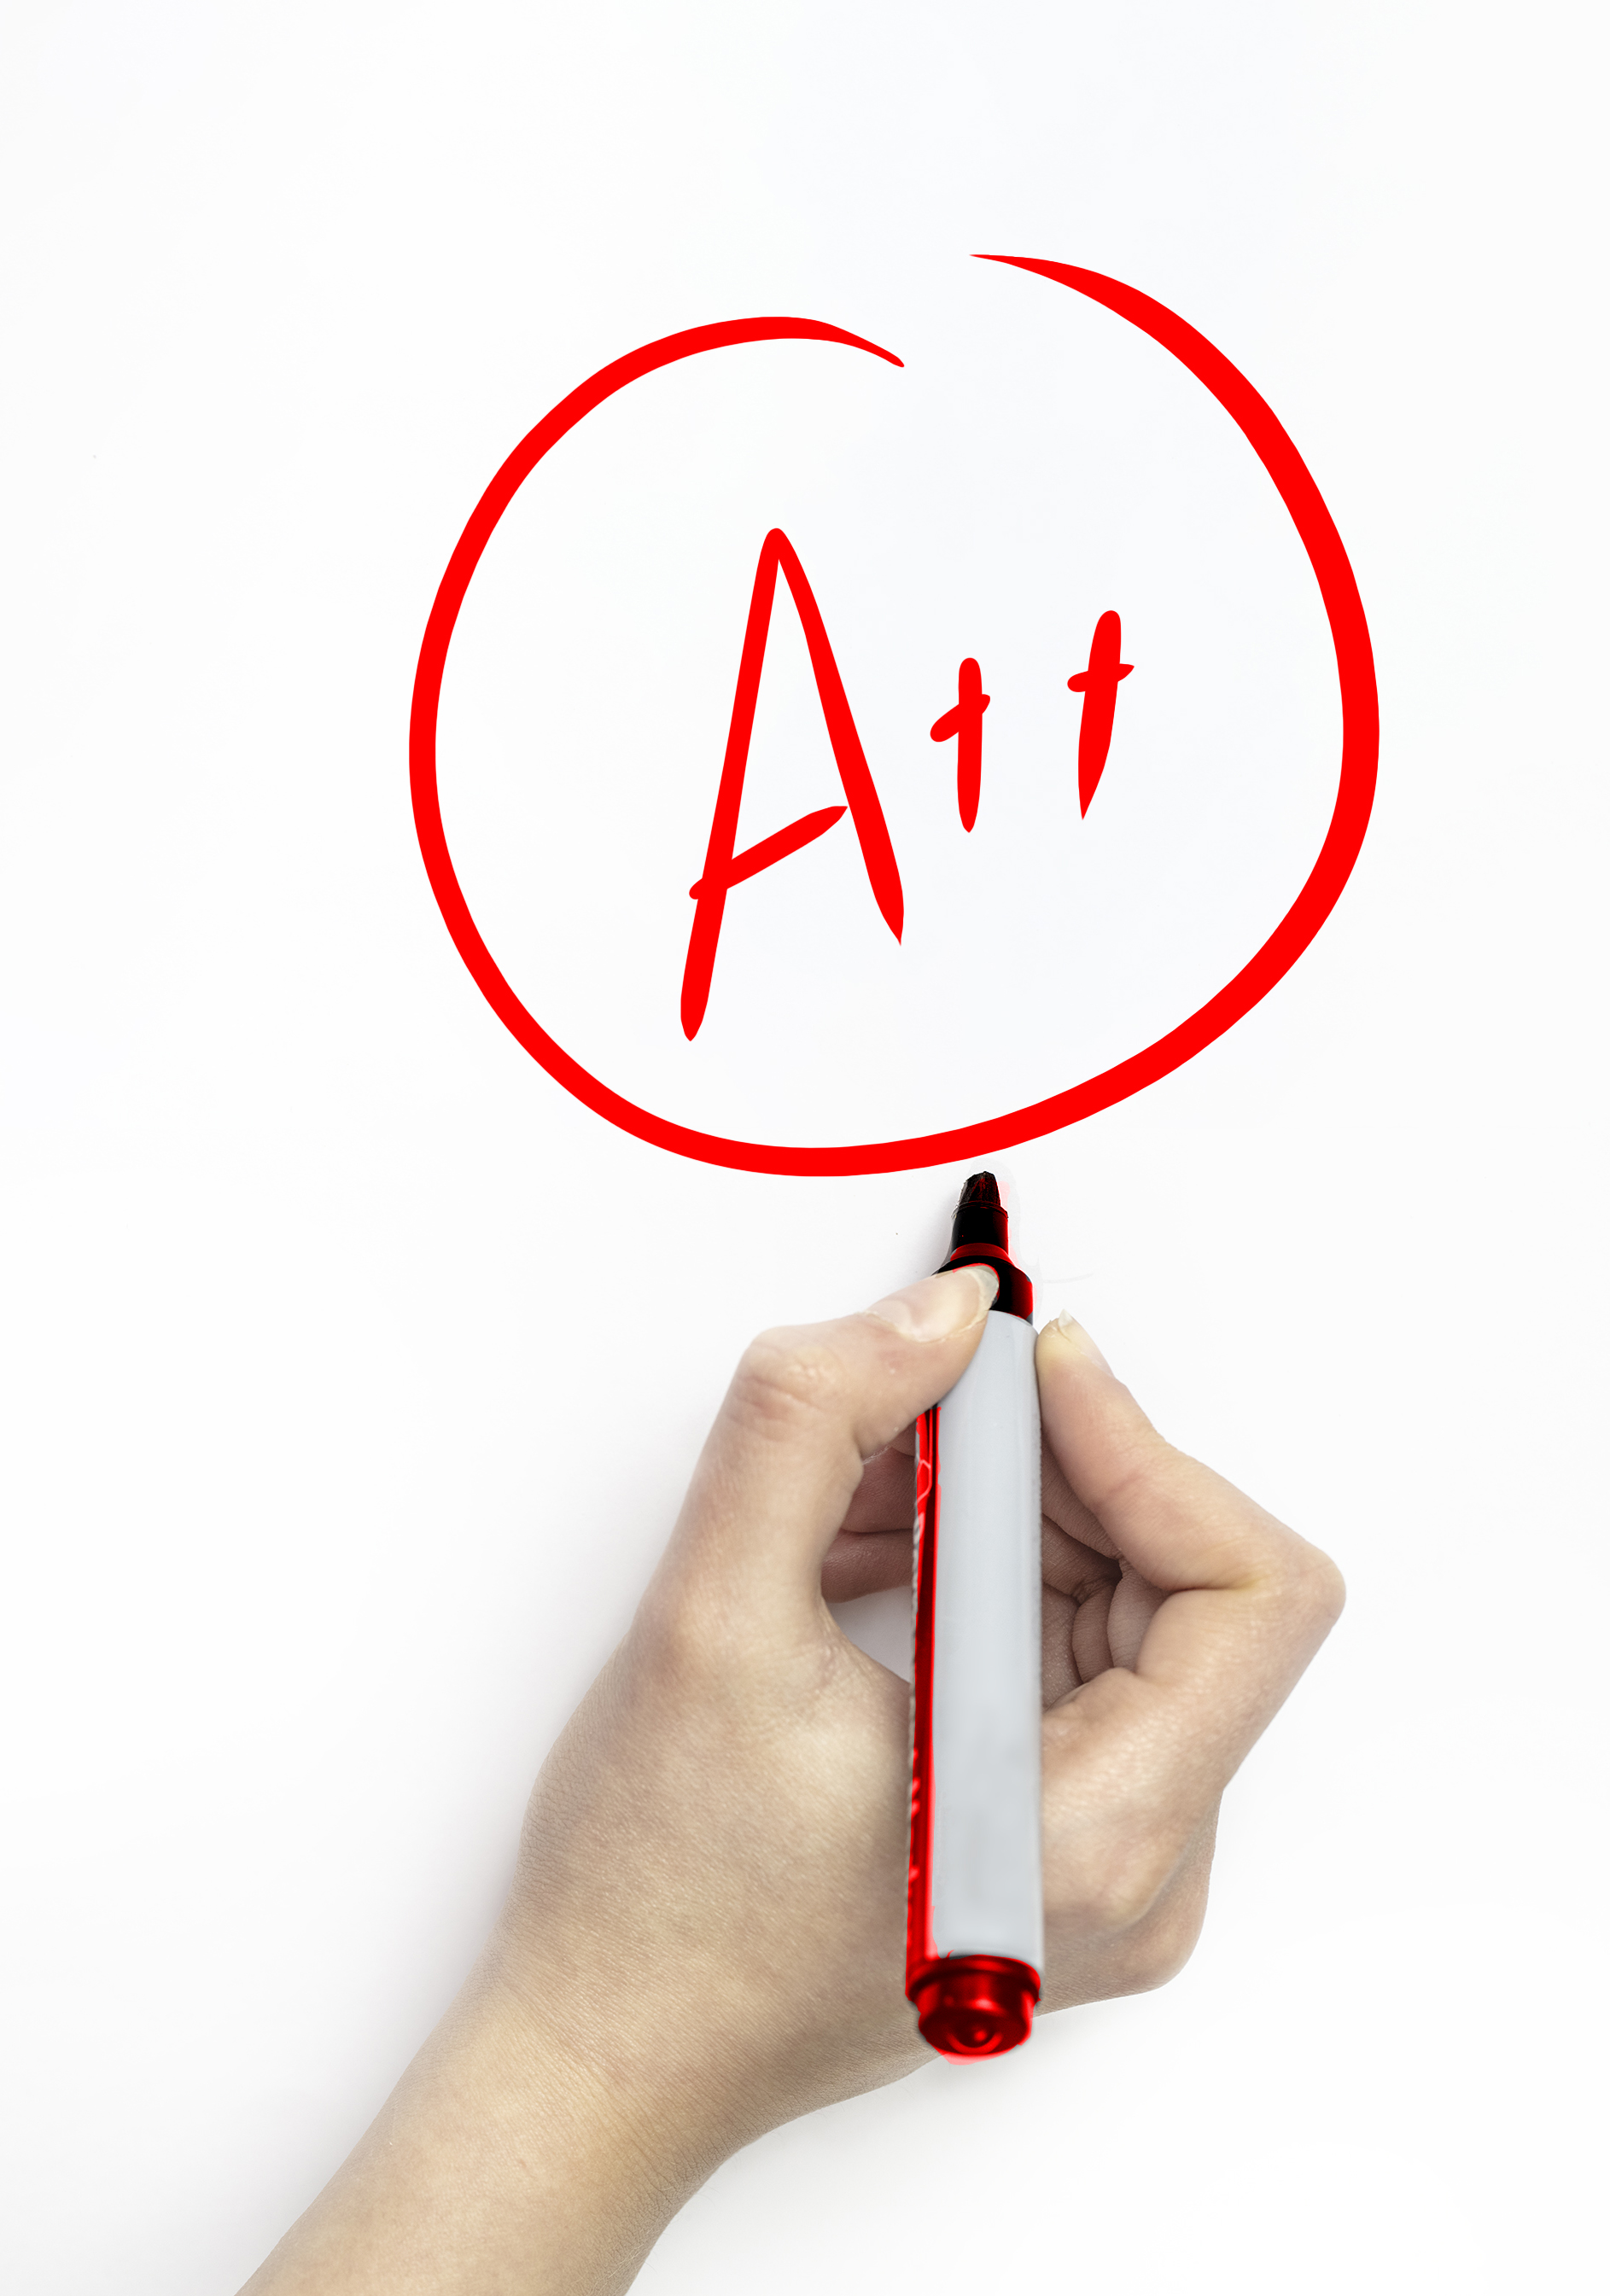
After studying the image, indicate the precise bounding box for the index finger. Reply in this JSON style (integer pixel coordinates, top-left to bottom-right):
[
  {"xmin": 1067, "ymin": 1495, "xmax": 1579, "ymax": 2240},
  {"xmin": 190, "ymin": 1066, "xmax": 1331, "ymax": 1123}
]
[{"xmin": 651, "ymin": 1266, "xmax": 998, "ymax": 1644}]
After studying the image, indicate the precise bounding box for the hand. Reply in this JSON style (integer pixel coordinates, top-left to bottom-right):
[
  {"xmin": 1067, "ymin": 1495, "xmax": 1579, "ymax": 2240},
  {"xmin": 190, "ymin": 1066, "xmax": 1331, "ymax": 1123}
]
[
  {"xmin": 243, "ymin": 1272, "xmax": 1343, "ymax": 2295},
  {"xmin": 827, "ymin": 1299, "xmax": 1345, "ymax": 2007}
]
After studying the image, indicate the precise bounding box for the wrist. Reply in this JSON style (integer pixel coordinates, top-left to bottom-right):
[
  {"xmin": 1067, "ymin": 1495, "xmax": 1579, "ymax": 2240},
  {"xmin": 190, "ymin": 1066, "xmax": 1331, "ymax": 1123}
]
[{"xmin": 242, "ymin": 1944, "xmax": 721, "ymax": 2296}]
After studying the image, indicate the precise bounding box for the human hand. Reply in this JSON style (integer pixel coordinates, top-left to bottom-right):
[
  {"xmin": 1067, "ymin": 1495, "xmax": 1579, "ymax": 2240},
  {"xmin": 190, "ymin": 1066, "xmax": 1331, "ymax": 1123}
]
[
  {"xmin": 243, "ymin": 1273, "xmax": 1342, "ymax": 2296},
  {"xmin": 826, "ymin": 1303, "xmax": 1346, "ymax": 2011}
]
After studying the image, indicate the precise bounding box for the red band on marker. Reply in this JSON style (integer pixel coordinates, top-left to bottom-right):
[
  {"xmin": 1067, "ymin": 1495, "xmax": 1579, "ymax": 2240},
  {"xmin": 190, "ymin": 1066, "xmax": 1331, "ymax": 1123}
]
[
  {"xmin": 907, "ymin": 1404, "xmax": 941, "ymax": 1976},
  {"xmin": 908, "ymin": 1955, "xmax": 1041, "ymax": 2059}
]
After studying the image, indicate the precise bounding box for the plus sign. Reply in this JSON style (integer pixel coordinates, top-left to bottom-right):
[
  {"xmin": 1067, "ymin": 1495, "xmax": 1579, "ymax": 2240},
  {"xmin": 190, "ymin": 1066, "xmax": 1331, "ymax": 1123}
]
[
  {"xmin": 1067, "ymin": 610, "xmax": 1133, "ymax": 816},
  {"xmin": 930, "ymin": 657, "xmax": 991, "ymax": 830}
]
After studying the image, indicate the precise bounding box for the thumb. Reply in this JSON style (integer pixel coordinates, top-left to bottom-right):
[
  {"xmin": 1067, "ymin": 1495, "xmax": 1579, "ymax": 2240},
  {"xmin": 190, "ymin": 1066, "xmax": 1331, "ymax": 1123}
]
[{"xmin": 657, "ymin": 1265, "xmax": 997, "ymax": 1638}]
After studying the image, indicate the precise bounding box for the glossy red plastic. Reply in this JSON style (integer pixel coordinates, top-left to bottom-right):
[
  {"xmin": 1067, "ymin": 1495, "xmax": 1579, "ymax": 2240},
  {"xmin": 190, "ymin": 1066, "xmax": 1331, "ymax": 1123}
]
[
  {"xmin": 907, "ymin": 1404, "xmax": 940, "ymax": 1974},
  {"xmin": 936, "ymin": 1171, "xmax": 1033, "ymax": 1320},
  {"xmin": 908, "ymin": 1955, "xmax": 1041, "ymax": 2059}
]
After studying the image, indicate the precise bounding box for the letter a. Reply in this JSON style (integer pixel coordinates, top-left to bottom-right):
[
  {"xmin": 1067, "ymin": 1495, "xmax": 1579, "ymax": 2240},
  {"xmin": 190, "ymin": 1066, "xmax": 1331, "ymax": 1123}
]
[{"xmin": 680, "ymin": 528, "xmax": 904, "ymax": 1040}]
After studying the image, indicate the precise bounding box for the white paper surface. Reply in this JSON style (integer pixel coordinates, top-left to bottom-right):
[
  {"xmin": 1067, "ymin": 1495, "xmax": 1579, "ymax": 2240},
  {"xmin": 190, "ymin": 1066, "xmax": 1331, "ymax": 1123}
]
[{"xmin": 2, "ymin": 4, "xmax": 1605, "ymax": 2292}]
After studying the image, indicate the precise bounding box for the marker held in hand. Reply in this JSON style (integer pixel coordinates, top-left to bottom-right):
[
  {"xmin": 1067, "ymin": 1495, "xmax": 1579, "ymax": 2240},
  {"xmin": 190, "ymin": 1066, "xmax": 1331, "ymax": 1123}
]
[{"xmin": 907, "ymin": 1174, "xmax": 1042, "ymax": 2059}]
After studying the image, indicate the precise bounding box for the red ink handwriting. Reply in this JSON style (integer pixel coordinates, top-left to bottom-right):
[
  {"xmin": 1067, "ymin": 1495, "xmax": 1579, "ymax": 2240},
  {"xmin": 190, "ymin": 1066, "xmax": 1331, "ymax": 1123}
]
[
  {"xmin": 1067, "ymin": 610, "xmax": 1133, "ymax": 815},
  {"xmin": 929, "ymin": 657, "xmax": 990, "ymax": 830},
  {"xmin": 680, "ymin": 527, "xmax": 904, "ymax": 1040},
  {"xmin": 410, "ymin": 268, "xmax": 1376, "ymax": 1174}
]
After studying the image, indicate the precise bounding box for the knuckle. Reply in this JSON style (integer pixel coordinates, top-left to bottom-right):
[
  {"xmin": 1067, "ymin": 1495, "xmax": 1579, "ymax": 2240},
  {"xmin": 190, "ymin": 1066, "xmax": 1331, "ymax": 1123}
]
[
  {"xmin": 1058, "ymin": 1830, "xmax": 1182, "ymax": 1938},
  {"xmin": 632, "ymin": 1575, "xmax": 761, "ymax": 1711},
  {"xmin": 1077, "ymin": 1425, "xmax": 1171, "ymax": 1518},
  {"xmin": 727, "ymin": 1329, "xmax": 852, "ymax": 1442},
  {"xmin": 1261, "ymin": 1531, "xmax": 1347, "ymax": 1636},
  {"xmin": 1047, "ymin": 1812, "xmax": 1213, "ymax": 1990},
  {"xmin": 630, "ymin": 1575, "xmax": 717, "ymax": 1687},
  {"xmin": 1101, "ymin": 1885, "xmax": 1209, "ymax": 1996},
  {"xmin": 1304, "ymin": 1547, "xmax": 1348, "ymax": 1628}
]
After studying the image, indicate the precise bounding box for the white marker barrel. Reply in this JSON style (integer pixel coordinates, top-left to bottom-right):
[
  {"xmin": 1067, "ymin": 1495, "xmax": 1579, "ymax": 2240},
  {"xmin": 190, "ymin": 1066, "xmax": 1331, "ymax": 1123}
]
[
  {"xmin": 928, "ymin": 1311, "xmax": 1043, "ymax": 1967},
  {"xmin": 907, "ymin": 1172, "xmax": 1043, "ymax": 2059}
]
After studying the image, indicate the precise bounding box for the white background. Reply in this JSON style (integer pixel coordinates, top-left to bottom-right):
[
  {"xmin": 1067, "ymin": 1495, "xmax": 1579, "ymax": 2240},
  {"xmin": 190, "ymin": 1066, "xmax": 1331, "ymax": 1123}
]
[{"xmin": 2, "ymin": 3, "xmax": 1605, "ymax": 2291}]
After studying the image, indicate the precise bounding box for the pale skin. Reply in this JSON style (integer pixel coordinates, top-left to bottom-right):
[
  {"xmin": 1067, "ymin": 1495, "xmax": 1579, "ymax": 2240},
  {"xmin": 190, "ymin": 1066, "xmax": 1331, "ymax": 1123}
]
[{"xmin": 242, "ymin": 1267, "xmax": 1345, "ymax": 2295}]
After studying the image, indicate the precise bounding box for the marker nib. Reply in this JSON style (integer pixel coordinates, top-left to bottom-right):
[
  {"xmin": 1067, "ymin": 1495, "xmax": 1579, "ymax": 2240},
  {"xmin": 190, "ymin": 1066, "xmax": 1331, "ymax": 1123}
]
[
  {"xmin": 948, "ymin": 1171, "xmax": 1008, "ymax": 1258},
  {"xmin": 940, "ymin": 1169, "xmax": 1030, "ymax": 1318}
]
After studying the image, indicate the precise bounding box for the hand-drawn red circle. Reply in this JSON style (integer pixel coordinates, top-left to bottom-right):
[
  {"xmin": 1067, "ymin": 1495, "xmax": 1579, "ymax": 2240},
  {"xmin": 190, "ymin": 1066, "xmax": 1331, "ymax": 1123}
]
[{"xmin": 410, "ymin": 259, "xmax": 1378, "ymax": 1176}]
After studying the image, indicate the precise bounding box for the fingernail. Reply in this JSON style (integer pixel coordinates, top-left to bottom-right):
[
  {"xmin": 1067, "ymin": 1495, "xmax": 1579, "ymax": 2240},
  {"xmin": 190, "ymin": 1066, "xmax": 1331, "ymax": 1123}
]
[
  {"xmin": 864, "ymin": 1264, "xmax": 997, "ymax": 1340},
  {"xmin": 1048, "ymin": 1308, "xmax": 1112, "ymax": 1370}
]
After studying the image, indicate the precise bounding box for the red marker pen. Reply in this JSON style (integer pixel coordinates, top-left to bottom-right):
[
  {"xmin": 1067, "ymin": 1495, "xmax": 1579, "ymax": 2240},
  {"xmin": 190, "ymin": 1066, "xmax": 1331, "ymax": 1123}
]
[{"xmin": 907, "ymin": 1173, "xmax": 1042, "ymax": 2058}]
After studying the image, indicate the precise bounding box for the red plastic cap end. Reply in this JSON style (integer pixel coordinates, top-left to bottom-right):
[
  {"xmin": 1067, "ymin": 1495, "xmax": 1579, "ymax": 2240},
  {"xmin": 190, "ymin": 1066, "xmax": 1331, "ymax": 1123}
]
[{"xmin": 910, "ymin": 1957, "xmax": 1039, "ymax": 2060}]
